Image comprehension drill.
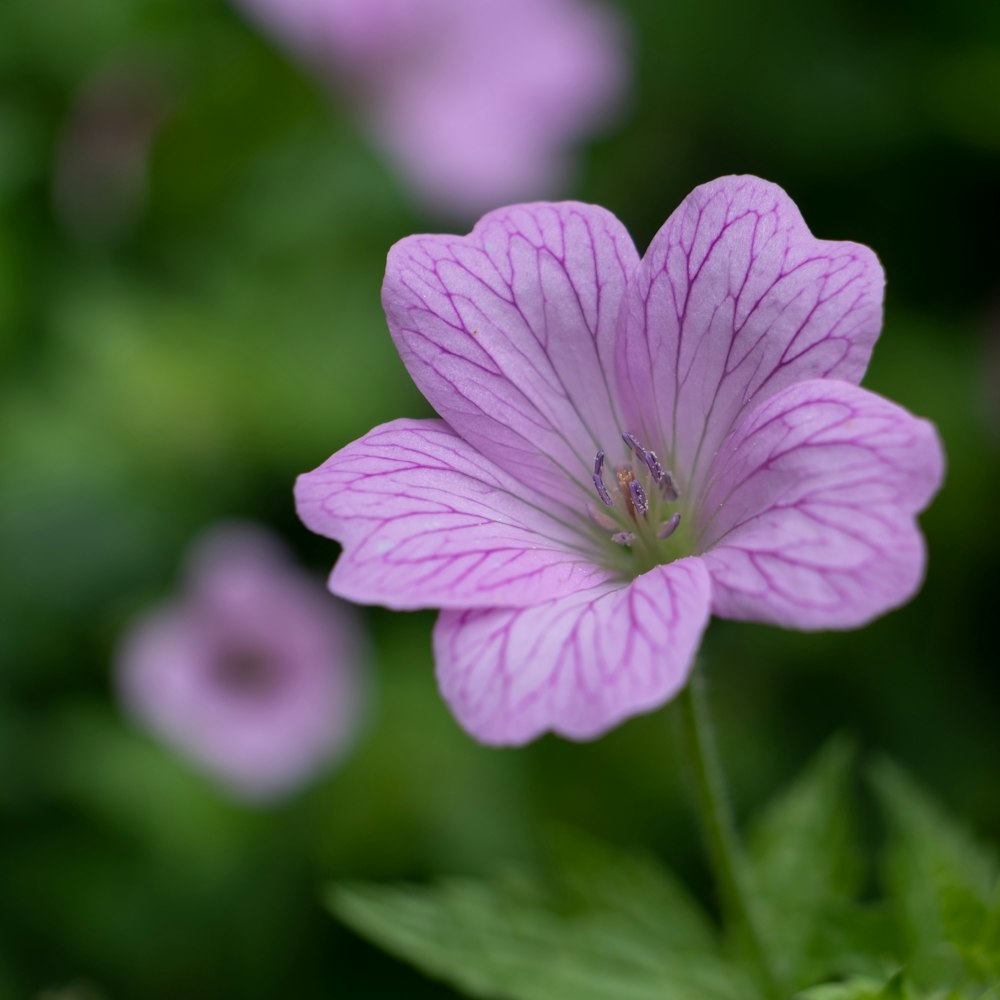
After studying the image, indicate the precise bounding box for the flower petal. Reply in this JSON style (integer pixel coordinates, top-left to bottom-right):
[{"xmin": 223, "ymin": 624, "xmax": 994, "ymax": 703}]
[
  {"xmin": 365, "ymin": 0, "xmax": 629, "ymax": 215},
  {"xmin": 434, "ymin": 557, "xmax": 711, "ymax": 745},
  {"xmin": 295, "ymin": 418, "xmax": 611, "ymax": 610},
  {"xmin": 619, "ymin": 175, "xmax": 885, "ymax": 497},
  {"xmin": 698, "ymin": 379, "xmax": 944, "ymax": 630},
  {"xmin": 383, "ymin": 202, "xmax": 640, "ymax": 506}
]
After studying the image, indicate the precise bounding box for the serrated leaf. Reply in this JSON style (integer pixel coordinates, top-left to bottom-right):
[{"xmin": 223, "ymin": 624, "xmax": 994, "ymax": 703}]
[
  {"xmin": 543, "ymin": 829, "xmax": 718, "ymax": 955},
  {"xmin": 985, "ymin": 881, "xmax": 1000, "ymax": 965},
  {"xmin": 938, "ymin": 882, "xmax": 1000, "ymax": 983},
  {"xmin": 798, "ymin": 975, "xmax": 886, "ymax": 999},
  {"xmin": 869, "ymin": 759, "xmax": 1000, "ymax": 991},
  {"xmin": 795, "ymin": 978, "xmax": 882, "ymax": 1000},
  {"xmin": 798, "ymin": 971, "xmax": 921, "ymax": 1000},
  {"xmin": 329, "ymin": 842, "xmax": 763, "ymax": 1000},
  {"xmin": 748, "ymin": 735, "xmax": 864, "ymax": 990},
  {"xmin": 874, "ymin": 979, "xmax": 914, "ymax": 1000},
  {"xmin": 806, "ymin": 902, "xmax": 900, "ymax": 982},
  {"xmin": 970, "ymin": 988, "xmax": 1000, "ymax": 1000}
]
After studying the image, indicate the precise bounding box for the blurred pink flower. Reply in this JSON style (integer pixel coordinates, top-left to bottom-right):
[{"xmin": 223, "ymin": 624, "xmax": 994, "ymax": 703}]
[
  {"xmin": 117, "ymin": 523, "xmax": 366, "ymax": 802},
  {"xmin": 234, "ymin": 0, "xmax": 629, "ymax": 215}
]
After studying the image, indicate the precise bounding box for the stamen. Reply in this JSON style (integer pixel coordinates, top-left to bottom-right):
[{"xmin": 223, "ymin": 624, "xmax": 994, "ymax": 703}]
[
  {"xmin": 657, "ymin": 512, "xmax": 682, "ymax": 539},
  {"xmin": 587, "ymin": 502, "xmax": 619, "ymax": 532},
  {"xmin": 628, "ymin": 480, "xmax": 648, "ymax": 516},
  {"xmin": 622, "ymin": 431, "xmax": 666, "ymax": 485},
  {"xmin": 621, "ymin": 431, "xmax": 643, "ymax": 455},
  {"xmin": 589, "ymin": 434, "xmax": 682, "ymax": 554},
  {"xmin": 592, "ymin": 450, "xmax": 614, "ymax": 507},
  {"xmin": 660, "ymin": 470, "xmax": 680, "ymax": 502},
  {"xmin": 642, "ymin": 449, "xmax": 664, "ymax": 483}
]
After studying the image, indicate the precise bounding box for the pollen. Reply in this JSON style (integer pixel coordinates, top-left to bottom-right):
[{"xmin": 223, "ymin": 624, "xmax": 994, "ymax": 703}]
[{"xmin": 616, "ymin": 467, "xmax": 637, "ymax": 516}]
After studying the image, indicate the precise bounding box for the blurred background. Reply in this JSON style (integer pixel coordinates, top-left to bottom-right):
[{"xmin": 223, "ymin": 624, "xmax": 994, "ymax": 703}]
[{"xmin": 1, "ymin": 0, "xmax": 998, "ymax": 996}]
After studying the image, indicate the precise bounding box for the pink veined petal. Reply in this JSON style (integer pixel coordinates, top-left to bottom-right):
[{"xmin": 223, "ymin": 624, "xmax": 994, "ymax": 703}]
[
  {"xmin": 618, "ymin": 175, "xmax": 885, "ymax": 498},
  {"xmin": 434, "ymin": 557, "xmax": 712, "ymax": 745},
  {"xmin": 698, "ymin": 379, "xmax": 945, "ymax": 630},
  {"xmin": 383, "ymin": 201, "xmax": 641, "ymax": 508},
  {"xmin": 295, "ymin": 418, "xmax": 611, "ymax": 611}
]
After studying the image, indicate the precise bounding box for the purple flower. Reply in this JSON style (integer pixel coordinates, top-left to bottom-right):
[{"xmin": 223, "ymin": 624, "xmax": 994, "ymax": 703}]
[
  {"xmin": 233, "ymin": 0, "xmax": 628, "ymax": 215},
  {"xmin": 296, "ymin": 176, "xmax": 944, "ymax": 746},
  {"xmin": 117, "ymin": 523, "xmax": 365, "ymax": 801}
]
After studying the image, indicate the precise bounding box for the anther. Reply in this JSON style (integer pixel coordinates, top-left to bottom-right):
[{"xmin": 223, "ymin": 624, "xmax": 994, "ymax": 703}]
[
  {"xmin": 611, "ymin": 531, "xmax": 636, "ymax": 547},
  {"xmin": 587, "ymin": 503, "xmax": 619, "ymax": 532},
  {"xmin": 592, "ymin": 450, "xmax": 614, "ymax": 507},
  {"xmin": 622, "ymin": 431, "xmax": 666, "ymax": 485},
  {"xmin": 628, "ymin": 480, "xmax": 648, "ymax": 516},
  {"xmin": 660, "ymin": 470, "xmax": 680, "ymax": 502},
  {"xmin": 642, "ymin": 449, "xmax": 664, "ymax": 483},
  {"xmin": 657, "ymin": 512, "xmax": 682, "ymax": 539},
  {"xmin": 621, "ymin": 431, "xmax": 643, "ymax": 455}
]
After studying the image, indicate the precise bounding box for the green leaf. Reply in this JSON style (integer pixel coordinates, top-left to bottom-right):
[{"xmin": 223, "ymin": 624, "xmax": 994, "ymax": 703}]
[
  {"xmin": 798, "ymin": 971, "xmax": 922, "ymax": 1000},
  {"xmin": 938, "ymin": 882, "xmax": 1000, "ymax": 983},
  {"xmin": 805, "ymin": 902, "xmax": 901, "ymax": 983},
  {"xmin": 869, "ymin": 759, "xmax": 1000, "ymax": 990},
  {"xmin": 747, "ymin": 735, "xmax": 866, "ymax": 989},
  {"xmin": 797, "ymin": 975, "xmax": 886, "ymax": 1000},
  {"xmin": 329, "ymin": 837, "xmax": 763, "ymax": 1000},
  {"xmin": 541, "ymin": 829, "xmax": 718, "ymax": 956}
]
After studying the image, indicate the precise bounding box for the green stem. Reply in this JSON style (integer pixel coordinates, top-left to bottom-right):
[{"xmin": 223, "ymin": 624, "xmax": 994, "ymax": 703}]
[{"xmin": 674, "ymin": 668, "xmax": 779, "ymax": 999}]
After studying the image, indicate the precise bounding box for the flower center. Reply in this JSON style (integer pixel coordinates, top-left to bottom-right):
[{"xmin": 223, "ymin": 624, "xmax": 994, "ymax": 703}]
[
  {"xmin": 588, "ymin": 432, "xmax": 691, "ymax": 577},
  {"xmin": 212, "ymin": 646, "xmax": 284, "ymax": 700}
]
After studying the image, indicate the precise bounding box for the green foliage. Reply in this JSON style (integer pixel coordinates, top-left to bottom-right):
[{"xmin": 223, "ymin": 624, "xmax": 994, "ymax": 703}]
[
  {"xmin": 799, "ymin": 971, "xmax": 917, "ymax": 1000},
  {"xmin": 538, "ymin": 829, "xmax": 719, "ymax": 956},
  {"xmin": 330, "ymin": 833, "xmax": 761, "ymax": 1000},
  {"xmin": 870, "ymin": 760, "xmax": 1000, "ymax": 992},
  {"xmin": 747, "ymin": 741, "xmax": 1000, "ymax": 999},
  {"xmin": 331, "ymin": 746, "xmax": 1000, "ymax": 1000},
  {"xmin": 799, "ymin": 969, "xmax": 999, "ymax": 1000},
  {"xmin": 938, "ymin": 883, "xmax": 1000, "ymax": 984},
  {"xmin": 748, "ymin": 736, "xmax": 872, "ymax": 991}
]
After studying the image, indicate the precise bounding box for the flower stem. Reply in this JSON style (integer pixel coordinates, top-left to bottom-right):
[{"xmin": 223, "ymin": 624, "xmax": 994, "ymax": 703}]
[{"xmin": 673, "ymin": 668, "xmax": 779, "ymax": 998}]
